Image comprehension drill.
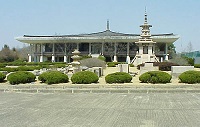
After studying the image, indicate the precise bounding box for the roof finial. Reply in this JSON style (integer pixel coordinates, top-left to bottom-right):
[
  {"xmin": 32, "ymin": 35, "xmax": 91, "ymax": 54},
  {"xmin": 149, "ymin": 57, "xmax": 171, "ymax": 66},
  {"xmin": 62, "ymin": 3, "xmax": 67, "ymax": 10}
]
[
  {"xmin": 107, "ymin": 19, "xmax": 110, "ymax": 30},
  {"xmin": 144, "ymin": 7, "xmax": 148, "ymax": 23}
]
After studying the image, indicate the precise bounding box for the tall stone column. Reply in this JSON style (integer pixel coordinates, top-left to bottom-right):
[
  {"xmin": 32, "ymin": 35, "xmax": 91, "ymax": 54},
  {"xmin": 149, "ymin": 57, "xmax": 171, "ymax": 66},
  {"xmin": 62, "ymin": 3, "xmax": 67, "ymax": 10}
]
[
  {"xmin": 64, "ymin": 43, "xmax": 67, "ymax": 62},
  {"xmin": 113, "ymin": 42, "xmax": 117, "ymax": 62},
  {"xmin": 76, "ymin": 43, "xmax": 79, "ymax": 50},
  {"xmin": 89, "ymin": 43, "xmax": 91, "ymax": 55},
  {"xmin": 101, "ymin": 42, "xmax": 104, "ymax": 55},
  {"xmin": 34, "ymin": 44, "xmax": 37, "ymax": 62},
  {"xmin": 40, "ymin": 44, "xmax": 44, "ymax": 62},
  {"xmin": 126, "ymin": 42, "xmax": 130, "ymax": 64},
  {"xmin": 28, "ymin": 54, "xmax": 32, "ymax": 62},
  {"xmin": 165, "ymin": 43, "xmax": 169, "ymax": 61},
  {"xmin": 28, "ymin": 44, "xmax": 32, "ymax": 62},
  {"xmin": 139, "ymin": 44, "xmax": 143, "ymax": 54},
  {"xmin": 52, "ymin": 43, "xmax": 55, "ymax": 62},
  {"xmin": 148, "ymin": 45, "xmax": 152, "ymax": 55}
]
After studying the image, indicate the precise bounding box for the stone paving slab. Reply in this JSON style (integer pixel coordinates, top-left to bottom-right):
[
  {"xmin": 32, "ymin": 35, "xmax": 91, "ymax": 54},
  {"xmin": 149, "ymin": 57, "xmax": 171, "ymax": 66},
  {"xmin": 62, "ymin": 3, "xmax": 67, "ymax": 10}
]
[{"xmin": 0, "ymin": 92, "xmax": 200, "ymax": 127}]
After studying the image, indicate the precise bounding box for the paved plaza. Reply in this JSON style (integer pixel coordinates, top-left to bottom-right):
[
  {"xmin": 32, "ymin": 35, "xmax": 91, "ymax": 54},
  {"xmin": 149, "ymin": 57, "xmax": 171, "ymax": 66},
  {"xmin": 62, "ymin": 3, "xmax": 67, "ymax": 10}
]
[{"xmin": 0, "ymin": 92, "xmax": 200, "ymax": 127}]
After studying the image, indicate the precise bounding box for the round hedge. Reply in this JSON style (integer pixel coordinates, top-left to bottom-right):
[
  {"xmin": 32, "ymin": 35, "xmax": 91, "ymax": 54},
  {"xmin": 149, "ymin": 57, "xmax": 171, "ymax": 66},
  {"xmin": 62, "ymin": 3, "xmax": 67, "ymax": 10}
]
[
  {"xmin": 0, "ymin": 72, "xmax": 6, "ymax": 82},
  {"xmin": 139, "ymin": 71, "xmax": 171, "ymax": 84},
  {"xmin": 105, "ymin": 72, "xmax": 132, "ymax": 83},
  {"xmin": 71, "ymin": 71, "xmax": 99, "ymax": 84},
  {"xmin": 179, "ymin": 71, "xmax": 200, "ymax": 84},
  {"xmin": 38, "ymin": 71, "xmax": 69, "ymax": 84},
  {"xmin": 7, "ymin": 71, "xmax": 36, "ymax": 85}
]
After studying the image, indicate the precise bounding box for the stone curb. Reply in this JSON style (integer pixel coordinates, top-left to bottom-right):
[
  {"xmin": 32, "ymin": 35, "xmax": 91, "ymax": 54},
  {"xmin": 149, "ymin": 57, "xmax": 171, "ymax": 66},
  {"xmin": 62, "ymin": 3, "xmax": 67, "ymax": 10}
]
[{"xmin": 1, "ymin": 88, "xmax": 200, "ymax": 94}]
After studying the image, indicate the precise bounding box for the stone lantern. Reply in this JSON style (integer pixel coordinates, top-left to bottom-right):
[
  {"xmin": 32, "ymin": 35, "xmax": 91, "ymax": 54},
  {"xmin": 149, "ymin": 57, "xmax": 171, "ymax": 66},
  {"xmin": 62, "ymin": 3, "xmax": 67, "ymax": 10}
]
[{"xmin": 71, "ymin": 49, "xmax": 81, "ymax": 73}]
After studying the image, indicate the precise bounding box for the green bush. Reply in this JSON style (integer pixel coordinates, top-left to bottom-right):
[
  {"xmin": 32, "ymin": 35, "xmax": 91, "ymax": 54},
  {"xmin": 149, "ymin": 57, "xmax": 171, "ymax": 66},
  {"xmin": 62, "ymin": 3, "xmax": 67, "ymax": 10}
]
[
  {"xmin": 139, "ymin": 71, "xmax": 171, "ymax": 84},
  {"xmin": 98, "ymin": 56, "xmax": 106, "ymax": 61},
  {"xmin": 0, "ymin": 67, "xmax": 18, "ymax": 72},
  {"xmin": 129, "ymin": 64, "xmax": 134, "ymax": 67},
  {"xmin": 194, "ymin": 64, "xmax": 200, "ymax": 68},
  {"xmin": 71, "ymin": 71, "xmax": 99, "ymax": 84},
  {"xmin": 17, "ymin": 66, "xmax": 41, "ymax": 71},
  {"xmin": 7, "ymin": 71, "xmax": 36, "ymax": 85},
  {"xmin": 105, "ymin": 72, "xmax": 132, "ymax": 83},
  {"xmin": 0, "ymin": 63, "xmax": 6, "ymax": 68},
  {"xmin": 0, "ymin": 72, "xmax": 6, "ymax": 82},
  {"xmin": 183, "ymin": 57, "xmax": 194, "ymax": 66},
  {"xmin": 179, "ymin": 71, "xmax": 200, "ymax": 84},
  {"xmin": 107, "ymin": 63, "xmax": 116, "ymax": 67},
  {"xmin": 38, "ymin": 71, "xmax": 69, "ymax": 84},
  {"xmin": 80, "ymin": 55, "xmax": 92, "ymax": 60},
  {"xmin": 52, "ymin": 64, "xmax": 66, "ymax": 68}
]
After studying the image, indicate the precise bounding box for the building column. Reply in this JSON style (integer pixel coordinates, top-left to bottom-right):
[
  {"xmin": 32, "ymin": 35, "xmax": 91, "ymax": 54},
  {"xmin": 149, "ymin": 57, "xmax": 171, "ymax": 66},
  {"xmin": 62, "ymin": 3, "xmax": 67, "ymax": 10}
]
[
  {"xmin": 160, "ymin": 57, "xmax": 163, "ymax": 62},
  {"xmin": 34, "ymin": 44, "xmax": 37, "ymax": 62},
  {"xmin": 113, "ymin": 42, "xmax": 117, "ymax": 62},
  {"xmin": 52, "ymin": 43, "xmax": 55, "ymax": 62},
  {"xmin": 76, "ymin": 43, "xmax": 79, "ymax": 50},
  {"xmin": 148, "ymin": 44, "xmax": 153, "ymax": 55},
  {"xmin": 139, "ymin": 44, "xmax": 143, "ymax": 54},
  {"xmin": 28, "ymin": 54, "xmax": 32, "ymax": 62},
  {"xmin": 165, "ymin": 43, "xmax": 169, "ymax": 61},
  {"xmin": 64, "ymin": 43, "xmax": 67, "ymax": 62},
  {"xmin": 126, "ymin": 42, "xmax": 130, "ymax": 64},
  {"xmin": 101, "ymin": 42, "xmax": 104, "ymax": 55},
  {"xmin": 89, "ymin": 43, "xmax": 91, "ymax": 55},
  {"xmin": 28, "ymin": 44, "xmax": 32, "ymax": 62},
  {"xmin": 40, "ymin": 44, "xmax": 44, "ymax": 62}
]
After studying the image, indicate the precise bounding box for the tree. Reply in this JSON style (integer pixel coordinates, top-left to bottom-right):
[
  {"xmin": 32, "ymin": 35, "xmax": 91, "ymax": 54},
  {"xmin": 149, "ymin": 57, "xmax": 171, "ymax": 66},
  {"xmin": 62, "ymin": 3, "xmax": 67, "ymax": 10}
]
[
  {"xmin": 187, "ymin": 42, "xmax": 193, "ymax": 52},
  {"xmin": 0, "ymin": 44, "xmax": 18, "ymax": 62},
  {"xmin": 168, "ymin": 43, "xmax": 176, "ymax": 59}
]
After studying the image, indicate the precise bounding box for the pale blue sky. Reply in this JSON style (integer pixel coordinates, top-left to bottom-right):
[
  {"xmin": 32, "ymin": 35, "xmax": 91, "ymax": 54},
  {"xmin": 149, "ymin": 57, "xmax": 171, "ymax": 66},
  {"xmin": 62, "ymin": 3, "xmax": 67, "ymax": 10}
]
[{"xmin": 0, "ymin": 0, "xmax": 200, "ymax": 52}]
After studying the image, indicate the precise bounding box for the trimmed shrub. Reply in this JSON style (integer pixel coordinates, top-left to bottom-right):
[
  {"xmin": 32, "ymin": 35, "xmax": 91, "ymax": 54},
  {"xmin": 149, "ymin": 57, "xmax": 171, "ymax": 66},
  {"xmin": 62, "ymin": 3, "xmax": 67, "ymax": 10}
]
[
  {"xmin": 179, "ymin": 71, "xmax": 200, "ymax": 84},
  {"xmin": 194, "ymin": 64, "xmax": 200, "ymax": 68},
  {"xmin": 17, "ymin": 66, "xmax": 40, "ymax": 71},
  {"xmin": 80, "ymin": 55, "xmax": 92, "ymax": 60},
  {"xmin": 139, "ymin": 71, "xmax": 171, "ymax": 84},
  {"xmin": 71, "ymin": 71, "xmax": 99, "ymax": 84},
  {"xmin": 7, "ymin": 71, "xmax": 36, "ymax": 85},
  {"xmin": 98, "ymin": 56, "xmax": 106, "ymax": 61},
  {"xmin": 52, "ymin": 64, "xmax": 66, "ymax": 68},
  {"xmin": 0, "ymin": 72, "xmax": 6, "ymax": 82},
  {"xmin": 0, "ymin": 63, "xmax": 6, "ymax": 68},
  {"xmin": 0, "ymin": 67, "xmax": 18, "ymax": 72},
  {"xmin": 38, "ymin": 71, "xmax": 69, "ymax": 84},
  {"xmin": 158, "ymin": 62, "xmax": 179, "ymax": 71},
  {"xmin": 129, "ymin": 64, "xmax": 134, "ymax": 67},
  {"xmin": 105, "ymin": 72, "xmax": 132, "ymax": 83},
  {"xmin": 107, "ymin": 63, "xmax": 116, "ymax": 67}
]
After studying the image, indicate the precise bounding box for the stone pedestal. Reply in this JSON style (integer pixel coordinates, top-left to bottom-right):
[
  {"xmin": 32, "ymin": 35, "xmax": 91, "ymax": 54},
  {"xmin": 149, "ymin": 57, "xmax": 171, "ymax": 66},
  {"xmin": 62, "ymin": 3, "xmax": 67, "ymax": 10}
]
[
  {"xmin": 140, "ymin": 63, "xmax": 159, "ymax": 75},
  {"xmin": 118, "ymin": 64, "xmax": 129, "ymax": 73}
]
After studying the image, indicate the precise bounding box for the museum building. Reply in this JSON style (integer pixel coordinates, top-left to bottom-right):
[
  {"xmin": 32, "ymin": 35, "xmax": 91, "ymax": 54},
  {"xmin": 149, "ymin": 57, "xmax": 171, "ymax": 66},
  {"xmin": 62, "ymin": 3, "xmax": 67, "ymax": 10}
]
[{"xmin": 15, "ymin": 13, "xmax": 179, "ymax": 65}]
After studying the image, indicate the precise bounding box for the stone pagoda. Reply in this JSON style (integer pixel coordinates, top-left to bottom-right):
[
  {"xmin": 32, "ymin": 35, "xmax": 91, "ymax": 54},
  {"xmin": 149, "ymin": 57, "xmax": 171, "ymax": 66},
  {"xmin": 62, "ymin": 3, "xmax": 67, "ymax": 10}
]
[{"xmin": 132, "ymin": 11, "xmax": 159, "ymax": 65}]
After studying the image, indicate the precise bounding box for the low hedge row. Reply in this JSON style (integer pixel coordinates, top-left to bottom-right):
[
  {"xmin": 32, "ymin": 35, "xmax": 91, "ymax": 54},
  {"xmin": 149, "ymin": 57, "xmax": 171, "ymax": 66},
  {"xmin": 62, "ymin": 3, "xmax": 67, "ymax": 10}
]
[
  {"xmin": 179, "ymin": 71, "xmax": 200, "ymax": 84},
  {"xmin": 105, "ymin": 72, "xmax": 132, "ymax": 83},
  {"xmin": 0, "ymin": 72, "xmax": 6, "ymax": 82},
  {"xmin": 71, "ymin": 71, "xmax": 99, "ymax": 84},
  {"xmin": 139, "ymin": 71, "xmax": 171, "ymax": 84},
  {"xmin": 107, "ymin": 62, "xmax": 127, "ymax": 67},
  {"xmin": 7, "ymin": 71, "xmax": 36, "ymax": 85},
  {"xmin": 38, "ymin": 71, "xmax": 69, "ymax": 84},
  {"xmin": 0, "ymin": 64, "xmax": 68, "ymax": 72}
]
